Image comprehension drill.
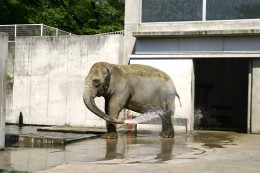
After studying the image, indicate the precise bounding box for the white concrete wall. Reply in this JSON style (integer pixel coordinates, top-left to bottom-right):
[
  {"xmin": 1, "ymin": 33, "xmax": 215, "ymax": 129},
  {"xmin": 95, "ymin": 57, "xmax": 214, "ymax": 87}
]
[
  {"xmin": 252, "ymin": 59, "xmax": 260, "ymax": 133},
  {"xmin": 8, "ymin": 35, "xmax": 123, "ymax": 127},
  {"xmin": 0, "ymin": 32, "xmax": 8, "ymax": 149},
  {"xmin": 130, "ymin": 59, "xmax": 193, "ymax": 131}
]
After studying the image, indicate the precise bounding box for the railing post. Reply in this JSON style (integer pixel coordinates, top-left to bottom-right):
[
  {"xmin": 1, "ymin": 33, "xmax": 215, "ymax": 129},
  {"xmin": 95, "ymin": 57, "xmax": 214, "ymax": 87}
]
[
  {"xmin": 14, "ymin": 24, "xmax": 17, "ymax": 42},
  {"xmin": 40, "ymin": 24, "xmax": 43, "ymax": 36}
]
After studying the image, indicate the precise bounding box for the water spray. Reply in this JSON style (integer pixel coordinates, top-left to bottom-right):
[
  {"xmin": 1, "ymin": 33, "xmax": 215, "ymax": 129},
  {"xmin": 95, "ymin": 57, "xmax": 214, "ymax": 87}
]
[{"xmin": 124, "ymin": 110, "xmax": 164, "ymax": 125}]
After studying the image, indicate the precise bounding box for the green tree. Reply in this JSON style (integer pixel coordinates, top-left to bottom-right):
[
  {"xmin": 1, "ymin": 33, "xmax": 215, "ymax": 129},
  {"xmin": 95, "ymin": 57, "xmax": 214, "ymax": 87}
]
[
  {"xmin": 0, "ymin": 0, "xmax": 30, "ymax": 24},
  {"xmin": 0, "ymin": 0, "xmax": 125, "ymax": 34}
]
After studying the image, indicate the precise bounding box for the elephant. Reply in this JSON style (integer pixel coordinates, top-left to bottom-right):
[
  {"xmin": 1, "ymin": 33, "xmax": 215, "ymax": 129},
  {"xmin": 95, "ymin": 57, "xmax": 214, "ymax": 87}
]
[{"xmin": 83, "ymin": 62, "xmax": 181, "ymax": 139}]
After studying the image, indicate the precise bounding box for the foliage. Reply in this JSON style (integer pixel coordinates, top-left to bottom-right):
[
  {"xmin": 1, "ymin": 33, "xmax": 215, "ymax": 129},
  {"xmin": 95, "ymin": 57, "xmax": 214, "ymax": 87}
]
[
  {"xmin": 0, "ymin": 0, "xmax": 125, "ymax": 35},
  {"xmin": 0, "ymin": 170, "xmax": 29, "ymax": 173},
  {"xmin": 6, "ymin": 74, "xmax": 13, "ymax": 81}
]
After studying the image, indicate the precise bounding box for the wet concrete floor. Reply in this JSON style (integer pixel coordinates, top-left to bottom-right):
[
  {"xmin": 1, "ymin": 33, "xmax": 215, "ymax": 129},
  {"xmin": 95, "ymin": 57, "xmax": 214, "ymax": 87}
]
[{"xmin": 1, "ymin": 128, "xmax": 260, "ymax": 173}]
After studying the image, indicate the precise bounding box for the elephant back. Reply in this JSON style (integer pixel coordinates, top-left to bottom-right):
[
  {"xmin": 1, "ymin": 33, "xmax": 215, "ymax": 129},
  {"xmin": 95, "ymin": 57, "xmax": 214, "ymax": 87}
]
[{"xmin": 114, "ymin": 64, "xmax": 171, "ymax": 81}]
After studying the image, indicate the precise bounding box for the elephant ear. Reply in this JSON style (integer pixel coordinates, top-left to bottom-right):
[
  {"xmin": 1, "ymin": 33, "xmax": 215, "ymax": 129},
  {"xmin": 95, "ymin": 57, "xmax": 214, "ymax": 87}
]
[{"xmin": 104, "ymin": 67, "xmax": 111, "ymax": 90}]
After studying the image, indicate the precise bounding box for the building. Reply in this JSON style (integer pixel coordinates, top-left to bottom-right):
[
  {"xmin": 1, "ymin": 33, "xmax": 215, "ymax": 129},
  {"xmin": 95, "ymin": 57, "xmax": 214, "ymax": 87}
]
[{"xmin": 124, "ymin": 0, "xmax": 260, "ymax": 133}]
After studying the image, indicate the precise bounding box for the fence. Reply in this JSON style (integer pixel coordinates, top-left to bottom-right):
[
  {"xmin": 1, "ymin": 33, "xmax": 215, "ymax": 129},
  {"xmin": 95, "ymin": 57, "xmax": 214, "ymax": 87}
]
[{"xmin": 0, "ymin": 24, "xmax": 73, "ymax": 42}]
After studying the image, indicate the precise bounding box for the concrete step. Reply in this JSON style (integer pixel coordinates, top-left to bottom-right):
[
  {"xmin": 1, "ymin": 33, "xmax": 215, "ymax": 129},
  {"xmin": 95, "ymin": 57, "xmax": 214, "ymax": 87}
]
[{"xmin": 5, "ymin": 125, "xmax": 103, "ymax": 147}]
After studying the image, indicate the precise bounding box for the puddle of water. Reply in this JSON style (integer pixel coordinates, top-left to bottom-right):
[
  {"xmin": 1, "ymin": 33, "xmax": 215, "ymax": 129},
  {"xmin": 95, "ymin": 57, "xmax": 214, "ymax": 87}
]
[
  {"xmin": 202, "ymin": 143, "xmax": 225, "ymax": 148},
  {"xmin": 191, "ymin": 131, "xmax": 237, "ymax": 149},
  {"xmin": 1, "ymin": 126, "xmax": 241, "ymax": 172},
  {"xmin": 0, "ymin": 132, "xmax": 192, "ymax": 171}
]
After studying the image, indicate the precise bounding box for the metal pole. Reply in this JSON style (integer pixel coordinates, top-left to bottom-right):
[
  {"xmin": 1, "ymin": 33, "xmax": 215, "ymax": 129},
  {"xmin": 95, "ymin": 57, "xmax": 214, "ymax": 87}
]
[
  {"xmin": 247, "ymin": 60, "xmax": 253, "ymax": 133},
  {"xmin": 41, "ymin": 24, "xmax": 43, "ymax": 36},
  {"xmin": 14, "ymin": 24, "xmax": 17, "ymax": 42},
  {"xmin": 202, "ymin": 0, "xmax": 207, "ymax": 21}
]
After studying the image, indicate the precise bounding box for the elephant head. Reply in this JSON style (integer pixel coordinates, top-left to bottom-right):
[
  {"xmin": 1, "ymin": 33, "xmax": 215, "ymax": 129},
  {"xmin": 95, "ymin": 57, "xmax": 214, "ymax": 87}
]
[{"xmin": 83, "ymin": 62, "xmax": 123, "ymax": 124}]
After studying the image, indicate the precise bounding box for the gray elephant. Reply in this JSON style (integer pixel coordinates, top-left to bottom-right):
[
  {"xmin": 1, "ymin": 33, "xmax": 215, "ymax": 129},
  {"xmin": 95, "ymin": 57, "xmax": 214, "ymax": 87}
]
[{"xmin": 83, "ymin": 62, "xmax": 181, "ymax": 139}]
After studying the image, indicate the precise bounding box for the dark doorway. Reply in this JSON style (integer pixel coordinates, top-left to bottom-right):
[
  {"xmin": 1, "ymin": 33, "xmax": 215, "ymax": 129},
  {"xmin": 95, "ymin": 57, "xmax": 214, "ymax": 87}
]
[{"xmin": 194, "ymin": 58, "xmax": 249, "ymax": 132}]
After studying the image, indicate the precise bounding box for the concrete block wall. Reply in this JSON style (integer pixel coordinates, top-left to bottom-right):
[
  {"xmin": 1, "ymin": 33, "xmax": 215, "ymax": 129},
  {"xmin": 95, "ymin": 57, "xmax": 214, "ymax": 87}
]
[
  {"xmin": 0, "ymin": 32, "xmax": 8, "ymax": 149},
  {"xmin": 8, "ymin": 35, "xmax": 123, "ymax": 127},
  {"xmin": 252, "ymin": 59, "xmax": 260, "ymax": 133},
  {"xmin": 129, "ymin": 59, "xmax": 193, "ymax": 131},
  {"xmin": 6, "ymin": 43, "xmax": 14, "ymax": 126}
]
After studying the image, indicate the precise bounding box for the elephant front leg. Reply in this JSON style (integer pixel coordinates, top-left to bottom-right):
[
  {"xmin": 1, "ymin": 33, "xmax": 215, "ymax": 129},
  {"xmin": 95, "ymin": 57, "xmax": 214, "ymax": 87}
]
[
  {"xmin": 106, "ymin": 123, "xmax": 118, "ymax": 139},
  {"xmin": 104, "ymin": 98, "xmax": 123, "ymax": 139},
  {"xmin": 160, "ymin": 111, "xmax": 174, "ymax": 138}
]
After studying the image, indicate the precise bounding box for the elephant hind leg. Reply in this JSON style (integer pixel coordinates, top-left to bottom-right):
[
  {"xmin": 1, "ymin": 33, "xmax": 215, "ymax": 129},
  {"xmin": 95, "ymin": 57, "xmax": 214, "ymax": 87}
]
[{"xmin": 160, "ymin": 111, "xmax": 174, "ymax": 138}]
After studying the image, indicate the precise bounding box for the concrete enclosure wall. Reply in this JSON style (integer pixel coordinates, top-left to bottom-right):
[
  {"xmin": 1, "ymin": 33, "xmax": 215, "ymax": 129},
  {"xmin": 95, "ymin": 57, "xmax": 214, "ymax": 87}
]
[
  {"xmin": 130, "ymin": 59, "xmax": 193, "ymax": 131},
  {"xmin": 0, "ymin": 32, "xmax": 8, "ymax": 149},
  {"xmin": 8, "ymin": 35, "xmax": 123, "ymax": 127},
  {"xmin": 252, "ymin": 59, "xmax": 260, "ymax": 133}
]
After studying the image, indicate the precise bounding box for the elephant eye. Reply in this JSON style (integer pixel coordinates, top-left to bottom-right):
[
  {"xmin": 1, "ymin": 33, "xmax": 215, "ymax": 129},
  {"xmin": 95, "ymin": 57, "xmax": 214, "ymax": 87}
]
[{"xmin": 92, "ymin": 79, "xmax": 100, "ymax": 86}]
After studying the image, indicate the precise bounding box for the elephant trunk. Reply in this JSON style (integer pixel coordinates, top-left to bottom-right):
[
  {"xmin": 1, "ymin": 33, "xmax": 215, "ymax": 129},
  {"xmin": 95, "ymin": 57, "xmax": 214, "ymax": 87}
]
[{"xmin": 83, "ymin": 85, "xmax": 123, "ymax": 124}]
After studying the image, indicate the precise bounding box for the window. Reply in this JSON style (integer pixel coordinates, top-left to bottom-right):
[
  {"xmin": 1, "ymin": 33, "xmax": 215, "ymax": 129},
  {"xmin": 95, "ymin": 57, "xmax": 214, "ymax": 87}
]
[
  {"xmin": 141, "ymin": 0, "xmax": 260, "ymax": 22},
  {"xmin": 142, "ymin": 0, "xmax": 202, "ymax": 22},
  {"xmin": 206, "ymin": 0, "xmax": 260, "ymax": 20}
]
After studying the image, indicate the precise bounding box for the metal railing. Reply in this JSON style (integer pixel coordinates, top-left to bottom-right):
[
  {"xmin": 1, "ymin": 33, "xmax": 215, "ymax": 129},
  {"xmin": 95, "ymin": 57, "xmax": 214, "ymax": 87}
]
[
  {"xmin": 97, "ymin": 30, "xmax": 124, "ymax": 35},
  {"xmin": 0, "ymin": 24, "xmax": 73, "ymax": 42}
]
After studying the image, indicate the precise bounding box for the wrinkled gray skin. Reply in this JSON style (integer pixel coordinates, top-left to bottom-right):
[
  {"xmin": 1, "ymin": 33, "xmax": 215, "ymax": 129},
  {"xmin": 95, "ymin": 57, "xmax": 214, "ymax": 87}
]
[{"xmin": 83, "ymin": 62, "xmax": 181, "ymax": 139}]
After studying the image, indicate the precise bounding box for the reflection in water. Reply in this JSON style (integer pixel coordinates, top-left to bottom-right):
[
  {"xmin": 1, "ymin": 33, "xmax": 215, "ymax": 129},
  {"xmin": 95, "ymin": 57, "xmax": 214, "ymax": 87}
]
[
  {"xmin": 157, "ymin": 138, "xmax": 175, "ymax": 161},
  {"xmin": 2, "ymin": 126, "xmax": 238, "ymax": 172},
  {"xmin": 103, "ymin": 133, "xmax": 175, "ymax": 162},
  {"xmin": 105, "ymin": 139, "xmax": 124, "ymax": 160},
  {"xmin": 1, "ymin": 133, "xmax": 190, "ymax": 171}
]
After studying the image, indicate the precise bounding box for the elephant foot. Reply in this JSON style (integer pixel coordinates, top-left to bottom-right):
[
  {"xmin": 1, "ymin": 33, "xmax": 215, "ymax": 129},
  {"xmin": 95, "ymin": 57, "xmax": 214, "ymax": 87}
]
[
  {"xmin": 160, "ymin": 130, "xmax": 174, "ymax": 138},
  {"xmin": 104, "ymin": 132, "xmax": 118, "ymax": 139}
]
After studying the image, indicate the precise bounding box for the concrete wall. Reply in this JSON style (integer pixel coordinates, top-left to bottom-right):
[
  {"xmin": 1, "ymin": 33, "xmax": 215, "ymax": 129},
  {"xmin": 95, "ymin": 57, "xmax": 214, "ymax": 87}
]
[
  {"xmin": 124, "ymin": 0, "xmax": 260, "ymax": 133},
  {"xmin": 6, "ymin": 43, "xmax": 14, "ymax": 130},
  {"xmin": 124, "ymin": 0, "xmax": 260, "ymax": 60},
  {"xmin": 130, "ymin": 59, "xmax": 193, "ymax": 131},
  {"xmin": 124, "ymin": 0, "xmax": 260, "ymax": 62},
  {"xmin": 7, "ymin": 35, "xmax": 123, "ymax": 127},
  {"xmin": 7, "ymin": 43, "xmax": 14, "ymax": 78},
  {"xmin": 252, "ymin": 59, "xmax": 260, "ymax": 133},
  {"xmin": 124, "ymin": 0, "xmax": 141, "ymax": 64},
  {"xmin": 138, "ymin": 20, "xmax": 260, "ymax": 32},
  {"xmin": 0, "ymin": 32, "xmax": 8, "ymax": 149}
]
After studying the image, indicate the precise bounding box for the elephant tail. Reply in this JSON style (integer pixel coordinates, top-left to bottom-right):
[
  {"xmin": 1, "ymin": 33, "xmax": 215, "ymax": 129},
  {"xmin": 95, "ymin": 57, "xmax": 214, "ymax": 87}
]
[{"xmin": 176, "ymin": 92, "xmax": 182, "ymax": 107}]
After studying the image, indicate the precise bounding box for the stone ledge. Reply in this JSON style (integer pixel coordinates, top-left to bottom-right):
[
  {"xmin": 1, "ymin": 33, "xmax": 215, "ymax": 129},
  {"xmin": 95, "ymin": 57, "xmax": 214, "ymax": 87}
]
[
  {"xmin": 6, "ymin": 133, "xmax": 97, "ymax": 146},
  {"xmin": 133, "ymin": 29, "xmax": 260, "ymax": 38},
  {"xmin": 37, "ymin": 126, "xmax": 106, "ymax": 134},
  {"xmin": 5, "ymin": 125, "xmax": 100, "ymax": 147}
]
